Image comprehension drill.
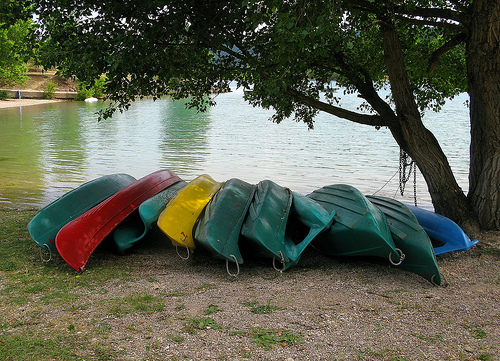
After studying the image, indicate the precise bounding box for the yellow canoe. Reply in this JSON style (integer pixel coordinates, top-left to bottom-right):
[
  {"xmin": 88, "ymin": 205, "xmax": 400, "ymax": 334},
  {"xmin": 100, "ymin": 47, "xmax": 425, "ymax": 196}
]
[{"xmin": 157, "ymin": 174, "xmax": 223, "ymax": 250}]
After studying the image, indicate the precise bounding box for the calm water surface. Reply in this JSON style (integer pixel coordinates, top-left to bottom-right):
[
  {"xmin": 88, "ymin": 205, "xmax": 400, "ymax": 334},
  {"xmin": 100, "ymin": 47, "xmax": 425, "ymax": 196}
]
[{"xmin": 0, "ymin": 87, "xmax": 470, "ymax": 209}]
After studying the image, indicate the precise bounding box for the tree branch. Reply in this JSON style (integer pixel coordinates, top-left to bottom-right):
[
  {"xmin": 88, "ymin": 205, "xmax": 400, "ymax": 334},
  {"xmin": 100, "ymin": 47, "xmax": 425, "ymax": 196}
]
[
  {"xmin": 427, "ymin": 33, "xmax": 467, "ymax": 74},
  {"xmin": 284, "ymin": 87, "xmax": 394, "ymax": 127},
  {"xmin": 349, "ymin": 0, "xmax": 467, "ymax": 26},
  {"xmin": 394, "ymin": 14, "xmax": 464, "ymax": 31}
]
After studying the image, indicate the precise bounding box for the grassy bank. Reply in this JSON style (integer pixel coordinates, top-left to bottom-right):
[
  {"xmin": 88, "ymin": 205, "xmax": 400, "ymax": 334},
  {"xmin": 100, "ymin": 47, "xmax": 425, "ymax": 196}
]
[{"xmin": 1, "ymin": 208, "xmax": 499, "ymax": 360}]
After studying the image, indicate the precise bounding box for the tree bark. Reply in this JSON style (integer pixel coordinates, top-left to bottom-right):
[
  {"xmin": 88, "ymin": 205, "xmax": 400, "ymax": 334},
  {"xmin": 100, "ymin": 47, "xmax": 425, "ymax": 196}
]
[
  {"xmin": 466, "ymin": 0, "xmax": 500, "ymax": 230},
  {"xmin": 378, "ymin": 8, "xmax": 480, "ymax": 232}
]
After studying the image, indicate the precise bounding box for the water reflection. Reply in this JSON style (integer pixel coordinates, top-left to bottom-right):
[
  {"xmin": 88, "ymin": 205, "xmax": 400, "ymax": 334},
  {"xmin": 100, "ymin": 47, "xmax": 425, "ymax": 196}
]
[
  {"xmin": 158, "ymin": 99, "xmax": 211, "ymax": 177},
  {"xmin": 0, "ymin": 89, "xmax": 471, "ymax": 209}
]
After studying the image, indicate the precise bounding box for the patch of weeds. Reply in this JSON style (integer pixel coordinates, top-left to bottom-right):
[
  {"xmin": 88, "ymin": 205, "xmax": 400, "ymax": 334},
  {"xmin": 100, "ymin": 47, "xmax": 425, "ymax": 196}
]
[
  {"xmin": 204, "ymin": 304, "xmax": 220, "ymax": 315},
  {"xmin": 466, "ymin": 324, "xmax": 488, "ymax": 339},
  {"xmin": 196, "ymin": 282, "xmax": 217, "ymax": 291},
  {"xmin": 251, "ymin": 327, "xmax": 302, "ymax": 350},
  {"xmin": 106, "ymin": 292, "xmax": 165, "ymax": 316},
  {"xmin": 478, "ymin": 353, "xmax": 494, "ymax": 361},
  {"xmin": 183, "ymin": 316, "xmax": 221, "ymax": 334},
  {"xmin": 245, "ymin": 300, "xmax": 283, "ymax": 314},
  {"xmin": 169, "ymin": 335, "xmax": 185, "ymax": 343},
  {"xmin": 412, "ymin": 333, "xmax": 443, "ymax": 343},
  {"xmin": 174, "ymin": 304, "xmax": 186, "ymax": 311},
  {"xmin": 164, "ymin": 290, "xmax": 184, "ymax": 297}
]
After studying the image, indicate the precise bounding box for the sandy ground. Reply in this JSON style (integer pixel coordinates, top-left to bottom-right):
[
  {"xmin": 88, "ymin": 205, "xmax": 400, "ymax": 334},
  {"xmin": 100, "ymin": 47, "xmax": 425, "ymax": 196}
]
[
  {"xmin": 6, "ymin": 227, "xmax": 499, "ymax": 361},
  {"xmin": 0, "ymin": 98, "xmax": 67, "ymax": 109}
]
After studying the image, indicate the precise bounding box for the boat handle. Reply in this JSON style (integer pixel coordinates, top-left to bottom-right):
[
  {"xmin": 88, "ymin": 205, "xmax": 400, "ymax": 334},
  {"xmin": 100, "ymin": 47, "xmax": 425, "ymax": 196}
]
[
  {"xmin": 226, "ymin": 255, "xmax": 240, "ymax": 277},
  {"xmin": 40, "ymin": 244, "xmax": 52, "ymax": 263},
  {"xmin": 272, "ymin": 251, "xmax": 286, "ymax": 273},
  {"xmin": 389, "ymin": 248, "xmax": 405, "ymax": 266},
  {"xmin": 175, "ymin": 242, "xmax": 191, "ymax": 260}
]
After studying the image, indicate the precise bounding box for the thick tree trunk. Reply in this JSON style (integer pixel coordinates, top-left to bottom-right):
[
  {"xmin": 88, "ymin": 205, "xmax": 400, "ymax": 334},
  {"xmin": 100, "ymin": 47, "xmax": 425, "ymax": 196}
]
[
  {"xmin": 379, "ymin": 12, "xmax": 480, "ymax": 232},
  {"xmin": 466, "ymin": 0, "xmax": 500, "ymax": 230}
]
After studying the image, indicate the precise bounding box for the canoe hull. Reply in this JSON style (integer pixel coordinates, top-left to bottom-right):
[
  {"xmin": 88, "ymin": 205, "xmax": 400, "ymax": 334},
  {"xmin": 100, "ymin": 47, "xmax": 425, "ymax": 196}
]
[
  {"xmin": 157, "ymin": 174, "xmax": 223, "ymax": 249},
  {"xmin": 113, "ymin": 181, "xmax": 187, "ymax": 253},
  {"xmin": 56, "ymin": 170, "xmax": 182, "ymax": 271},
  {"xmin": 367, "ymin": 195, "xmax": 441, "ymax": 285},
  {"xmin": 241, "ymin": 180, "xmax": 334, "ymax": 270},
  {"xmin": 27, "ymin": 174, "xmax": 137, "ymax": 252},
  {"xmin": 406, "ymin": 204, "xmax": 478, "ymax": 255},
  {"xmin": 307, "ymin": 184, "xmax": 401, "ymax": 263},
  {"xmin": 195, "ymin": 178, "xmax": 256, "ymax": 264}
]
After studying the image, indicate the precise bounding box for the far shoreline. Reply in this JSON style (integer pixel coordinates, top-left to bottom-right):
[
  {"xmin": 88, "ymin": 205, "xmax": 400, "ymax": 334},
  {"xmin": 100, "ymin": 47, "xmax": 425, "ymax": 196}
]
[{"xmin": 0, "ymin": 98, "xmax": 68, "ymax": 109}]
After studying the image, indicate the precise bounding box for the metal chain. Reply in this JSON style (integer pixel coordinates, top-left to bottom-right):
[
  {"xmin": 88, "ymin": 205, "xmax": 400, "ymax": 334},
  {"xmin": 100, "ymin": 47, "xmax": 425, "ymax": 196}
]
[{"xmin": 399, "ymin": 148, "xmax": 416, "ymax": 202}]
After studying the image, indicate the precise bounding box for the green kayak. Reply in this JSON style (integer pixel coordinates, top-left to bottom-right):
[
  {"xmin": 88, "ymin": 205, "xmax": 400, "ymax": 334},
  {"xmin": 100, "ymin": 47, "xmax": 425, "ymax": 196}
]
[
  {"xmin": 366, "ymin": 195, "xmax": 441, "ymax": 285},
  {"xmin": 194, "ymin": 178, "xmax": 256, "ymax": 270},
  {"xmin": 307, "ymin": 184, "xmax": 403, "ymax": 264},
  {"xmin": 27, "ymin": 173, "xmax": 137, "ymax": 254},
  {"xmin": 112, "ymin": 180, "xmax": 187, "ymax": 253},
  {"xmin": 241, "ymin": 180, "xmax": 335, "ymax": 271}
]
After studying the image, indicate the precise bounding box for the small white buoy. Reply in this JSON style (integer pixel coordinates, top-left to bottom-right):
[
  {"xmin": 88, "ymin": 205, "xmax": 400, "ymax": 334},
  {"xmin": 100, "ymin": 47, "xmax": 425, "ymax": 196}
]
[{"xmin": 84, "ymin": 97, "xmax": 98, "ymax": 102}]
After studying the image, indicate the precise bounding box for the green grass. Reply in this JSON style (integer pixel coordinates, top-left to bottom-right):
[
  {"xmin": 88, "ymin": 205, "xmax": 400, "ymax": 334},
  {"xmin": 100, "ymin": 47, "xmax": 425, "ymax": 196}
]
[
  {"xmin": 251, "ymin": 327, "xmax": 302, "ymax": 350},
  {"xmin": 242, "ymin": 300, "xmax": 283, "ymax": 314},
  {"xmin": 466, "ymin": 324, "xmax": 488, "ymax": 339},
  {"xmin": 105, "ymin": 292, "xmax": 165, "ymax": 316},
  {"xmin": 182, "ymin": 316, "xmax": 222, "ymax": 334}
]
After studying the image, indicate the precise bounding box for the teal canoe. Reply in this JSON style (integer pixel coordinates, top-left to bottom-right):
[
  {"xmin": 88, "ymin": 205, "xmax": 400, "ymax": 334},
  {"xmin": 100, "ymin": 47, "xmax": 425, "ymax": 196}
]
[
  {"xmin": 241, "ymin": 180, "xmax": 335, "ymax": 270},
  {"xmin": 194, "ymin": 178, "xmax": 256, "ymax": 269},
  {"xmin": 307, "ymin": 184, "xmax": 403, "ymax": 264},
  {"xmin": 366, "ymin": 195, "xmax": 441, "ymax": 285},
  {"xmin": 27, "ymin": 174, "xmax": 137, "ymax": 254},
  {"xmin": 113, "ymin": 181, "xmax": 187, "ymax": 253}
]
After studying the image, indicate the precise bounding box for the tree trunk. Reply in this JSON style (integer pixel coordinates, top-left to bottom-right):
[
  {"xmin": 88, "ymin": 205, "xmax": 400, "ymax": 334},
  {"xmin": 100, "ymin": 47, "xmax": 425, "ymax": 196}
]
[
  {"xmin": 378, "ymin": 10, "xmax": 480, "ymax": 232},
  {"xmin": 466, "ymin": 0, "xmax": 500, "ymax": 230}
]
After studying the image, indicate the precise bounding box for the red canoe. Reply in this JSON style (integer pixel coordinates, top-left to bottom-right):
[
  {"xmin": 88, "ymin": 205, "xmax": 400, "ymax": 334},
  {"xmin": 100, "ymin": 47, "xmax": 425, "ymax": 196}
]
[{"xmin": 56, "ymin": 170, "xmax": 182, "ymax": 272}]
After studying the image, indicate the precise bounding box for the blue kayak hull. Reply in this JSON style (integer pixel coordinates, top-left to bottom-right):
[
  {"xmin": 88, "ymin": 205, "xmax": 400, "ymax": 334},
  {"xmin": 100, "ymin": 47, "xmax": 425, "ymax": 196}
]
[{"xmin": 406, "ymin": 205, "xmax": 478, "ymax": 255}]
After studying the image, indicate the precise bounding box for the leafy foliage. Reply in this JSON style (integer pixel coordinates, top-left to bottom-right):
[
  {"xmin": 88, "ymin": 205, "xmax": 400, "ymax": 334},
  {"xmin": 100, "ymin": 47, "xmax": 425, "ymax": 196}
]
[
  {"xmin": 0, "ymin": 19, "xmax": 32, "ymax": 87},
  {"xmin": 35, "ymin": 1, "xmax": 467, "ymax": 123}
]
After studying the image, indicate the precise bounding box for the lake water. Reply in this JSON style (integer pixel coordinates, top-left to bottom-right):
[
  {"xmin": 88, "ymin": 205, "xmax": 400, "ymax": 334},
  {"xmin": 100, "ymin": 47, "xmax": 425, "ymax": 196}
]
[{"xmin": 0, "ymin": 87, "xmax": 471, "ymax": 210}]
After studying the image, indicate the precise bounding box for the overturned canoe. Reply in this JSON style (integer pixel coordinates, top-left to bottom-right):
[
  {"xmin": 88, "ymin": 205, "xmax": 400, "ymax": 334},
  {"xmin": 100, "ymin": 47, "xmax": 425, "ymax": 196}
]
[
  {"xmin": 194, "ymin": 178, "xmax": 256, "ymax": 266},
  {"xmin": 56, "ymin": 170, "xmax": 182, "ymax": 272},
  {"xmin": 406, "ymin": 204, "xmax": 478, "ymax": 255},
  {"xmin": 241, "ymin": 180, "xmax": 335, "ymax": 270},
  {"xmin": 157, "ymin": 174, "xmax": 223, "ymax": 250},
  {"xmin": 27, "ymin": 173, "xmax": 137, "ymax": 253},
  {"xmin": 366, "ymin": 195, "xmax": 441, "ymax": 285},
  {"xmin": 113, "ymin": 181, "xmax": 187, "ymax": 254},
  {"xmin": 307, "ymin": 184, "xmax": 403, "ymax": 264}
]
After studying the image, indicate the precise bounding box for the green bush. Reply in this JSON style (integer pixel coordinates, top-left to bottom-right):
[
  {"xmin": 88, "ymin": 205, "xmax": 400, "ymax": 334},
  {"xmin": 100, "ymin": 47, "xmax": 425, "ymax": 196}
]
[
  {"xmin": 43, "ymin": 81, "xmax": 57, "ymax": 99},
  {"xmin": 75, "ymin": 75, "xmax": 108, "ymax": 101},
  {"xmin": 0, "ymin": 90, "xmax": 10, "ymax": 100},
  {"xmin": 75, "ymin": 83, "xmax": 93, "ymax": 101}
]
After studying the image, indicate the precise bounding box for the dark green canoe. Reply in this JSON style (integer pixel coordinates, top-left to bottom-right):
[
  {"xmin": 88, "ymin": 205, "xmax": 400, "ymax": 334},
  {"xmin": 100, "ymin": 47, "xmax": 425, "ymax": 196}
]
[
  {"xmin": 194, "ymin": 178, "xmax": 256, "ymax": 267},
  {"xmin": 307, "ymin": 184, "xmax": 403, "ymax": 264},
  {"xmin": 366, "ymin": 195, "xmax": 441, "ymax": 285},
  {"xmin": 27, "ymin": 174, "xmax": 137, "ymax": 253},
  {"xmin": 241, "ymin": 180, "xmax": 335, "ymax": 270},
  {"xmin": 112, "ymin": 180, "xmax": 187, "ymax": 254}
]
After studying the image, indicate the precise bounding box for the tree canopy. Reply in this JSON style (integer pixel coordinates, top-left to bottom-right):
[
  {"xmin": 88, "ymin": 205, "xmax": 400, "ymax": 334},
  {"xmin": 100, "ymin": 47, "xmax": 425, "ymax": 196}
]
[
  {"xmin": 34, "ymin": 0, "xmax": 500, "ymax": 231},
  {"xmin": 0, "ymin": 0, "xmax": 34, "ymax": 87}
]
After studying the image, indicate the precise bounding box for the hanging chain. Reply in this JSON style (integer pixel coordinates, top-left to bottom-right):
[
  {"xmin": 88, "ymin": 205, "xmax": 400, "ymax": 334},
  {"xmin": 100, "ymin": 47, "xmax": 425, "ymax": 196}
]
[{"xmin": 399, "ymin": 148, "xmax": 418, "ymax": 206}]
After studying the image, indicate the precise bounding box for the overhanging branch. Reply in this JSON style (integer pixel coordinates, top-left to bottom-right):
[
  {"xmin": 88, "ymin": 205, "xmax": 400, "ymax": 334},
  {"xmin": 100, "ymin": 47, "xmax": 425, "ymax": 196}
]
[
  {"xmin": 284, "ymin": 87, "xmax": 395, "ymax": 127},
  {"xmin": 427, "ymin": 33, "xmax": 467, "ymax": 74}
]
